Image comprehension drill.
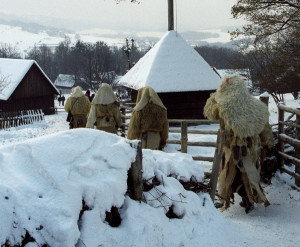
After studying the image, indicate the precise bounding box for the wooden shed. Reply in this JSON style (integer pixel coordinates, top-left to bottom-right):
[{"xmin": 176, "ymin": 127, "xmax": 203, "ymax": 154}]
[
  {"xmin": 54, "ymin": 74, "xmax": 90, "ymax": 94},
  {"xmin": 118, "ymin": 30, "xmax": 220, "ymax": 119},
  {"xmin": 0, "ymin": 58, "xmax": 60, "ymax": 115}
]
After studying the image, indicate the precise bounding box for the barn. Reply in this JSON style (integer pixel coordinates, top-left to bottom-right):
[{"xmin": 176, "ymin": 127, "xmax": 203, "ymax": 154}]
[
  {"xmin": 118, "ymin": 30, "xmax": 220, "ymax": 119},
  {"xmin": 54, "ymin": 74, "xmax": 90, "ymax": 94},
  {"xmin": 0, "ymin": 58, "xmax": 60, "ymax": 115}
]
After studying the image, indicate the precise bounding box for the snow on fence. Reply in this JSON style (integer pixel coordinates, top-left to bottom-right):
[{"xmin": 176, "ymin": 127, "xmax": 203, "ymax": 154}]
[
  {"xmin": 277, "ymin": 103, "xmax": 300, "ymax": 186},
  {"xmin": 0, "ymin": 109, "xmax": 45, "ymax": 129}
]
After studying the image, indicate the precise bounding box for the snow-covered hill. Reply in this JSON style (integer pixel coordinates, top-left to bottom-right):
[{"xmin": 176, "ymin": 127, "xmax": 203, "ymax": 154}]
[{"xmin": 0, "ymin": 21, "xmax": 235, "ymax": 58}]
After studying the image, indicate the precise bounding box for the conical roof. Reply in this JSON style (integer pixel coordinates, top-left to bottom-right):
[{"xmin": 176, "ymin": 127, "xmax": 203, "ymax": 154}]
[{"xmin": 118, "ymin": 30, "xmax": 220, "ymax": 93}]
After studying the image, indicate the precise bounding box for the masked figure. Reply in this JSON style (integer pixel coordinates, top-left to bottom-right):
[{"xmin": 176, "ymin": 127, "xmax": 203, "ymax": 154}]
[
  {"xmin": 64, "ymin": 86, "xmax": 90, "ymax": 129},
  {"xmin": 86, "ymin": 84, "xmax": 121, "ymax": 134},
  {"xmin": 127, "ymin": 86, "xmax": 169, "ymax": 150},
  {"xmin": 204, "ymin": 74, "xmax": 273, "ymax": 213}
]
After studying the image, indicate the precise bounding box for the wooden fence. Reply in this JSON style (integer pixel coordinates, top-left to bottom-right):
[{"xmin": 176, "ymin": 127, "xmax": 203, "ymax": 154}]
[
  {"xmin": 120, "ymin": 104, "xmax": 132, "ymax": 137},
  {"xmin": 277, "ymin": 103, "xmax": 300, "ymax": 186},
  {"xmin": 119, "ymin": 104, "xmax": 219, "ymax": 162},
  {"xmin": 167, "ymin": 119, "xmax": 219, "ymax": 161},
  {"xmin": 0, "ymin": 109, "xmax": 45, "ymax": 129}
]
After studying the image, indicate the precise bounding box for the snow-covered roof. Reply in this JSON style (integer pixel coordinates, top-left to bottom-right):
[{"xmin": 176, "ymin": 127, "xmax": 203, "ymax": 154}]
[
  {"xmin": 118, "ymin": 31, "xmax": 220, "ymax": 93},
  {"xmin": 0, "ymin": 58, "xmax": 59, "ymax": 101},
  {"xmin": 54, "ymin": 74, "xmax": 75, "ymax": 88}
]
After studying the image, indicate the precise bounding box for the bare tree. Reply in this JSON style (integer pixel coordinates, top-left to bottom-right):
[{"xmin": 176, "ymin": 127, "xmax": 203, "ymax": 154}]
[
  {"xmin": 231, "ymin": 0, "xmax": 300, "ymax": 42},
  {"xmin": 0, "ymin": 43, "xmax": 21, "ymax": 58},
  {"xmin": 231, "ymin": 0, "xmax": 300, "ymax": 102}
]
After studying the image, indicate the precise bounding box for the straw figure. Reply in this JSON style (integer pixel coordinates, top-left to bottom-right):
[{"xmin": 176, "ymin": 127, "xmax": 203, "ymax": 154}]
[
  {"xmin": 127, "ymin": 86, "xmax": 169, "ymax": 150},
  {"xmin": 86, "ymin": 83, "xmax": 122, "ymax": 134},
  {"xmin": 64, "ymin": 86, "xmax": 91, "ymax": 129},
  {"xmin": 204, "ymin": 74, "xmax": 274, "ymax": 213}
]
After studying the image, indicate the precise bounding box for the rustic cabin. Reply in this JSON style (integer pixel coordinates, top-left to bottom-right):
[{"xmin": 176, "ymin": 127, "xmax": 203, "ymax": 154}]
[
  {"xmin": 54, "ymin": 74, "xmax": 90, "ymax": 94},
  {"xmin": 118, "ymin": 30, "xmax": 220, "ymax": 119},
  {"xmin": 0, "ymin": 58, "xmax": 60, "ymax": 115}
]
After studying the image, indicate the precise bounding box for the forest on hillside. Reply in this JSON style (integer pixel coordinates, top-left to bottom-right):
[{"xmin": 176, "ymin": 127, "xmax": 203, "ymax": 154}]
[{"xmin": 0, "ymin": 37, "xmax": 245, "ymax": 90}]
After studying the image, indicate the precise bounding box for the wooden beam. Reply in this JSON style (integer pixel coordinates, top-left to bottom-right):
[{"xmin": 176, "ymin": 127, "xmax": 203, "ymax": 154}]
[
  {"xmin": 181, "ymin": 121, "xmax": 188, "ymax": 153},
  {"xmin": 168, "ymin": 0, "xmax": 174, "ymax": 31},
  {"xmin": 168, "ymin": 119, "xmax": 217, "ymax": 124},
  {"xmin": 166, "ymin": 140, "xmax": 216, "ymax": 147},
  {"xmin": 278, "ymin": 151, "xmax": 300, "ymax": 167},
  {"xmin": 278, "ymin": 134, "xmax": 300, "ymax": 148},
  {"xmin": 278, "ymin": 104, "xmax": 300, "ymax": 115},
  {"xmin": 192, "ymin": 156, "xmax": 214, "ymax": 162},
  {"xmin": 169, "ymin": 129, "xmax": 219, "ymax": 135},
  {"xmin": 128, "ymin": 141, "xmax": 143, "ymax": 201},
  {"xmin": 209, "ymin": 129, "xmax": 225, "ymax": 202},
  {"xmin": 280, "ymin": 167, "xmax": 300, "ymax": 182}
]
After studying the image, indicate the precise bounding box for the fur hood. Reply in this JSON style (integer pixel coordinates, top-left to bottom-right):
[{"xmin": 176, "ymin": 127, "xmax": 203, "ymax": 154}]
[
  {"xmin": 92, "ymin": 83, "xmax": 117, "ymax": 105},
  {"xmin": 70, "ymin": 86, "xmax": 85, "ymax": 98},
  {"xmin": 134, "ymin": 86, "xmax": 166, "ymax": 111},
  {"xmin": 214, "ymin": 74, "xmax": 270, "ymax": 138}
]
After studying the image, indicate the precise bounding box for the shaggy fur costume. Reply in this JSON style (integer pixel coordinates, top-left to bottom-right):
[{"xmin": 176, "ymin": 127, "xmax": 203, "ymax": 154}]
[
  {"xmin": 64, "ymin": 86, "xmax": 91, "ymax": 129},
  {"xmin": 86, "ymin": 103, "xmax": 122, "ymax": 133},
  {"xmin": 204, "ymin": 74, "xmax": 273, "ymax": 210},
  {"xmin": 86, "ymin": 84, "xmax": 121, "ymax": 134},
  {"xmin": 127, "ymin": 87, "xmax": 169, "ymax": 150}
]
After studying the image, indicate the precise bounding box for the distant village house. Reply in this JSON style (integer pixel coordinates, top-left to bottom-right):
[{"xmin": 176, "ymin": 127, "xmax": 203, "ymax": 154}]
[
  {"xmin": 0, "ymin": 58, "xmax": 59, "ymax": 115},
  {"xmin": 54, "ymin": 74, "xmax": 90, "ymax": 94}
]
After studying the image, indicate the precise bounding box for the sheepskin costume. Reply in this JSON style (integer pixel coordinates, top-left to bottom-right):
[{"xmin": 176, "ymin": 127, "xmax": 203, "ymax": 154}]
[
  {"xmin": 127, "ymin": 86, "xmax": 169, "ymax": 150},
  {"xmin": 64, "ymin": 86, "xmax": 91, "ymax": 129},
  {"xmin": 204, "ymin": 74, "xmax": 273, "ymax": 210},
  {"xmin": 86, "ymin": 84, "xmax": 121, "ymax": 134}
]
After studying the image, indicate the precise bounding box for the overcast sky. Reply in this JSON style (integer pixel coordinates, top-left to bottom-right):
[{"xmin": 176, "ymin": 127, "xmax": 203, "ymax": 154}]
[{"xmin": 0, "ymin": 0, "xmax": 244, "ymax": 32}]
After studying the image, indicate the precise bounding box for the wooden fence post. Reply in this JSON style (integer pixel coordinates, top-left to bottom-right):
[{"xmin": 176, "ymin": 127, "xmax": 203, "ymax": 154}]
[
  {"xmin": 121, "ymin": 107, "xmax": 126, "ymax": 137},
  {"xmin": 295, "ymin": 107, "xmax": 300, "ymax": 186},
  {"xmin": 181, "ymin": 121, "xmax": 188, "ymax": 153},
  {"xmin": 259, "ymin": 93, "xmax": 269, "ymax": 107},
  {"xmin": 128, "ymin": 141, "xmax": 143, "ymax": 201},
  {"xmin": 209, "ymin": 129, "xmax": 225, "ymax": 202},
  {"xmin": 278, "ymin": 103, "xmax": 285, "ymax": 168}
]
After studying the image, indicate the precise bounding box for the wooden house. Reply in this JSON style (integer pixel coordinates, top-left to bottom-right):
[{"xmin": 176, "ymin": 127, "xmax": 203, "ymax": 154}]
[
  {"xmin": 54, "ymin": 74, "xmax": 90, "ymax": 94},
  {"xmin": 0, "ymin": 58, "xmax": 60, "ymax": 115},
  {"xmin": 118, "ymin": 30, "xmax": 220, "ymax": 119}
]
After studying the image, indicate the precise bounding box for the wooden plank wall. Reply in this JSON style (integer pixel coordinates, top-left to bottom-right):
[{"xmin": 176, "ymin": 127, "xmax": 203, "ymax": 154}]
[
  {"xmin": 0, "ymin": 64, "xmax": 57, "ymax": 114},
  {"xmin": 131, "ymin": 89, "xmax": 214, "ymax": 119}
]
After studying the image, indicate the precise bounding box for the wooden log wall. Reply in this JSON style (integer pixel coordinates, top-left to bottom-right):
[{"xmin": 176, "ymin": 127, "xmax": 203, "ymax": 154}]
[{"xmin": 130, "ymin": 89, "xmax": 214, "ymax": 119}]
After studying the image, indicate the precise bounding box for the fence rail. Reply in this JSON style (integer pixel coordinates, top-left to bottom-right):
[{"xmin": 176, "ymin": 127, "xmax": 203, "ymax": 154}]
[
  {"xmin": 0, "ymin": 109, "xmax": 45, "ymax": 129},
  {"xmin": 278, "ymin": 103, "xmax": 300, "ymax": 186},
  {"xmin": 119, "ymin": 104, "xmax": 219, "ymax": 162},
  {"xmin": 166, "ymin": 119, "xmax": 219, "ymax": 161}
]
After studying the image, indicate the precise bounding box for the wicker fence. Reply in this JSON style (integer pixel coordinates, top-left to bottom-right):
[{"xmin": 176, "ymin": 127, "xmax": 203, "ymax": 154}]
[
  {"xmin": 0, "ymin": 109, "xmax": 45, "ymax": 129},
  {"xmin": 277, "ymin": 103, "xmax": 300, "ymax": 186}
]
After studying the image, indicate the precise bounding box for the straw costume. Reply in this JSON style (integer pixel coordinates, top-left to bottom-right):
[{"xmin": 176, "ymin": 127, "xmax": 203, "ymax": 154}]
[
  {"xmin": 86, "ymin": 84, "xmax": 121, "ymax": 134},
  {"xmin": 127, "ymin": 86, "xmax": 169, "ymax": 150},
  {"xmin": 204, "ymin": 74, "xmax": 273, "ymax": 213},
  {"xmin": 64, "ymin": 86, "xmax": 91, "ymax": 129}
]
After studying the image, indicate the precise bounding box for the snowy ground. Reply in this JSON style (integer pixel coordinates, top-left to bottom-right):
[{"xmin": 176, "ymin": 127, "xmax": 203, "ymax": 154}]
[{"xmin": 0, "ymin": 94, "xmax": 299, "ymax": 247}]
